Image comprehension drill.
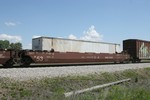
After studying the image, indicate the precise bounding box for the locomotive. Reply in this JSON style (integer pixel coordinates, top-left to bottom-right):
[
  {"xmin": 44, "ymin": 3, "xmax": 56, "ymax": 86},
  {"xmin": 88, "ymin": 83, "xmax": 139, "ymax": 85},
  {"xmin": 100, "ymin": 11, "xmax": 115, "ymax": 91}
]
[{"xmin": 0, "ymin": 38, "xmax": 150, "ymax": 67}]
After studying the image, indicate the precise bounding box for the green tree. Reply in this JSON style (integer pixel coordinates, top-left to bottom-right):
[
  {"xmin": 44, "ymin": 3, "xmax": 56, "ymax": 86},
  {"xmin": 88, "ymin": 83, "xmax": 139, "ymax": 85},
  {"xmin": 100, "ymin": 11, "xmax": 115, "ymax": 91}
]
[
  {"xmin": 3, "ymin": 40, "xmax": 10, "ymax": 49},
  {"xmin": 10, "ymin": 43, "xmax": 15, "ymax": 49},
  {"xmin": 10, "ymin": 42, "xmax": 22, "ymax": 50},
  {"xmin": 0, "ymin": 40, "xmax": 22, "ymax": 50},
  {"xmin": 0, "ymin": 40, "xmax": 3, "ymax": 49},
  {"xmin": 0, "ymin": 40, "xmax": 10, "ymax": 49},
  {"xmin": 15, "ymin": 42, "xmax": 22, "ymax": 50}
]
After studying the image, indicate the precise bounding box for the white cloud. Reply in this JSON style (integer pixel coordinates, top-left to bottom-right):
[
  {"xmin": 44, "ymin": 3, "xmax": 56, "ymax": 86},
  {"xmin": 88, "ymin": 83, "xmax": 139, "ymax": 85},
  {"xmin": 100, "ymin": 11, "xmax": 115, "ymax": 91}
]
[
  {"xmin": 0, "ymin": 34, "xmax": 22, "ymax": 42},
  {"xmin": 32, "ymin": 35, "xmax": 41, "ymax": 38},
  {"xmin": 68, "ymin": 25, "xmax": 103, "ymax": 41},
  {"xmin": 81, "ymin": 25, "xmax": 103, "ymax": 41},
  {"xmin": 4, "ymin": 22, "xmax": 17, "ymax": 27},
  {"xmin": 68, "ymin": 34, "xmax": 77, "ymax": 39}
]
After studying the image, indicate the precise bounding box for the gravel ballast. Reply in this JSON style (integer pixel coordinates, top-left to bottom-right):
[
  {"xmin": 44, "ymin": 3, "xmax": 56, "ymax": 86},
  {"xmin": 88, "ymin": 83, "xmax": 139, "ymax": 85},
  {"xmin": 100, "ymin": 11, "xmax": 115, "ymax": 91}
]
[{"xmin": 0, "ymin": 63, "xmax": 150, "ymax": 81}]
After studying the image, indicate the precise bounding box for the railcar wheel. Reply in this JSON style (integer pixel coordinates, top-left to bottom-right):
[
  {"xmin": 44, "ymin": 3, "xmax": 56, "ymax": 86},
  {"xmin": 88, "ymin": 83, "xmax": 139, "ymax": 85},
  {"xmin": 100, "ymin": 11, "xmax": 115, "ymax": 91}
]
[
  {"xmin": 21, "ymin": 56, "xmax": 32, "ymax": 66},
  {"xmin": 3, "ymin": 59, "xmax": 14, "ymax": 68}
]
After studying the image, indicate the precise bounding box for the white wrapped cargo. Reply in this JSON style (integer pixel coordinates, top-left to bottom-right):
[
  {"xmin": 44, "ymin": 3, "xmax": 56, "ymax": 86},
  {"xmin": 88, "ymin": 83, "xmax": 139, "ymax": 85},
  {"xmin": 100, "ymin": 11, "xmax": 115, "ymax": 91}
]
[{"xmin": 32, "ymin": 37, "xmax": 121, "ymax": 53}]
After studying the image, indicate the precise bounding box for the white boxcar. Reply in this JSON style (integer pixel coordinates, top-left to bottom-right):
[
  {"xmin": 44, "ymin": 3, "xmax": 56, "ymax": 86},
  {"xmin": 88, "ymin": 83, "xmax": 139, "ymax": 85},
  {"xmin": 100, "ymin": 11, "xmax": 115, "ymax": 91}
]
[{"xmin": 32, "ymin": 37, "xmax": 121, "ymax": 53}]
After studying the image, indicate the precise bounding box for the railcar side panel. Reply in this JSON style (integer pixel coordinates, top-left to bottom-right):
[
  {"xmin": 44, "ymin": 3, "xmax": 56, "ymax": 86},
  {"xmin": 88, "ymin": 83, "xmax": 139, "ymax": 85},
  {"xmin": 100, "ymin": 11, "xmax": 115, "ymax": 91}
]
[
  {"xmin": 0, "ymin": 50, "xmax": 14, "ymax": 66},
  {"xmin": 0, "ymin": 50, "xmax": 9, "ymax": 64},
  {"xmin": 123, "ymin": 39, "xmax": 150, "ymax": 61},
  {"xmin": 22, "ymin": 51, "xmax": 129, "ymax": 65}
]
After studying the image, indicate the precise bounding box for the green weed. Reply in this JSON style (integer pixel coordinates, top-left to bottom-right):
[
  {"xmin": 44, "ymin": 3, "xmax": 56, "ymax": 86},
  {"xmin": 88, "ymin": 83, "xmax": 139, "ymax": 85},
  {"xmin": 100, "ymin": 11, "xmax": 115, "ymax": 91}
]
[{"xmin": 0, "ymin": 68, "xmax": 150, "ymax": 100}]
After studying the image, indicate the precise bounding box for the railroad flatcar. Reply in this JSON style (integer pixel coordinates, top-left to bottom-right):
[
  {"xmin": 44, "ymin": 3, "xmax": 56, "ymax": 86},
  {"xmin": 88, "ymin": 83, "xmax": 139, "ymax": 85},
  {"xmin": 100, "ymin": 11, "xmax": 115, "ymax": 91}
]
[
  {"xmin": 123, "ymin": 39, "xmax": 150, "ymax": 62},
  {"xmin": 19, "ymin": 50, "xmax": 130, "ymax": 66},
  {"xmin": 0, "ymin": 49, "xmax": 130, "ymax": 67}
]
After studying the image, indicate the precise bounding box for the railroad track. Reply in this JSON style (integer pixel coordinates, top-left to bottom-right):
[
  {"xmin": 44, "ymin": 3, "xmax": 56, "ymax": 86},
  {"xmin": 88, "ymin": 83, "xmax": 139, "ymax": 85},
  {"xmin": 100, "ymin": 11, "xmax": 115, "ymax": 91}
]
[
  {"xmin": 1, "ymin": 61, "xmax": 149, "ymax": 68},
  {"xmin": 0, "ymin": 62, "xmax": 118, "ymax": 68}
]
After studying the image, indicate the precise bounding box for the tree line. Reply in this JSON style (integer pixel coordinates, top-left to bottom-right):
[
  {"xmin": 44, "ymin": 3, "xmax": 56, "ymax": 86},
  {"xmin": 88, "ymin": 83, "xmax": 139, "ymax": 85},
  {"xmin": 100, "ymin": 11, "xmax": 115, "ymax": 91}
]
[{"xmin": 0, "ymin": 40, "xmax": 22, "ymax": 50}]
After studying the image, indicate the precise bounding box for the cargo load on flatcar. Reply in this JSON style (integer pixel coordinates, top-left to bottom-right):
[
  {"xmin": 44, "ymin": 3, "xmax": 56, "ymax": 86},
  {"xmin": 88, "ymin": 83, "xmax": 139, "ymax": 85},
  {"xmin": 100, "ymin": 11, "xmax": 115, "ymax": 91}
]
[{"xmin": 32, "ymin": 37, "xmax": 121, "ymax": 53}]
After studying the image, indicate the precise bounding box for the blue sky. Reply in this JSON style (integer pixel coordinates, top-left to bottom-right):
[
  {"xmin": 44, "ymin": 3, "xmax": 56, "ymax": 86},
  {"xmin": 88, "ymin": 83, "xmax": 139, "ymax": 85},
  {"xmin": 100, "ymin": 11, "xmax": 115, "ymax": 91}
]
[{"xmin": 0, "ymin": 0, "xmax": 150, "ymax": 49}]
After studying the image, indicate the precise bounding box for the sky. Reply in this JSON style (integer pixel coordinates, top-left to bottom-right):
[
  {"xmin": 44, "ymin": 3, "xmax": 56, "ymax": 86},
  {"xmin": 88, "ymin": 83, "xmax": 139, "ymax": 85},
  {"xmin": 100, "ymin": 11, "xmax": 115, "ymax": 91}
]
[{"xmin": 0, "ymin": 0, "xmax": 150, "ymax": 49}]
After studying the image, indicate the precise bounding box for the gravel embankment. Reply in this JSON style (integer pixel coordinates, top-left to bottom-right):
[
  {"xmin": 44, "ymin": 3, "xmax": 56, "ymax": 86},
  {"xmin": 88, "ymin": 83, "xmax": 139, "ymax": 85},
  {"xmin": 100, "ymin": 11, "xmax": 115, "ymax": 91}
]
[{"xmin": 0, "ymin": 63, "xmax": 150, "ymax": 81}]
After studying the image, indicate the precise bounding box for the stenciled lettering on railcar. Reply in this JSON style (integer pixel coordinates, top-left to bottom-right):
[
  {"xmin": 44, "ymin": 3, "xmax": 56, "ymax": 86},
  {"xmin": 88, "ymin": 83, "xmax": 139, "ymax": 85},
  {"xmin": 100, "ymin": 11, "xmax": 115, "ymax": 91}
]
[
  {"xmin": 34, "ymin": 56, "xmax": 44, "ymax": 61},
  {"xmin": 105, "ymin": 56, "xmax": 113, "ymax": 59},
  {"xmin": 82, "ymin": 56, "xmax": 101, "ymax": 59}
]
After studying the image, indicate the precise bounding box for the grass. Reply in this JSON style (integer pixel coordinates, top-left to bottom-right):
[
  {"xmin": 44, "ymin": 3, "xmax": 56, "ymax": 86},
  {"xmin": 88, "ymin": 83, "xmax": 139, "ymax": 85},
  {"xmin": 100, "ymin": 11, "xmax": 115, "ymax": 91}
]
[{"xmin": 0, "ymin": 68, "xmax": 150, "ymax": 100}]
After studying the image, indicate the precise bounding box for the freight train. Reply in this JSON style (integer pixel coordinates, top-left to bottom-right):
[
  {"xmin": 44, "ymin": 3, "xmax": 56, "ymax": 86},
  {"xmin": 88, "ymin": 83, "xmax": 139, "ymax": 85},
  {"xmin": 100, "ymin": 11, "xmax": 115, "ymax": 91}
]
[{"xmin": 0, "ymin": 38, "xmax": 150, "ymax": 67}]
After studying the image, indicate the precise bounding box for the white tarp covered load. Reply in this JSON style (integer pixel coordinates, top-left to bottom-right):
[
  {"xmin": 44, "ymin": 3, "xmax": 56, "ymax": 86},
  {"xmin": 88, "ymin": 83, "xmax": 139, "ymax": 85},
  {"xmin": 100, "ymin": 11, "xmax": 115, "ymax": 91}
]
[{"xmin": 32, "ymin": 37, "xmax": 121, "ymax": 53}]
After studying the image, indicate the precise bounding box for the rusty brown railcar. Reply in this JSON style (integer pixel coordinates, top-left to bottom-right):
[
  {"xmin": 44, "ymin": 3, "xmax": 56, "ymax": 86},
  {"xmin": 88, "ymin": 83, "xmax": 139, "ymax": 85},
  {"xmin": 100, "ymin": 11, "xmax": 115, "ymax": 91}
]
[
  {"xmin": 123, "ymin": 39, "xmax": 150, "ymax": 62},
  {"xmin": 19, "ymin": 50, "xmax": 130, "ymax": 66},
  {"xmin": 0, "ymin": 49, "xmax": 16, "ymax": 67}
]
